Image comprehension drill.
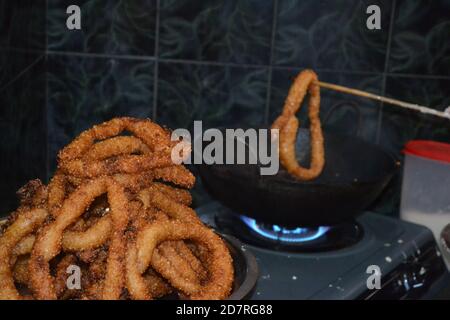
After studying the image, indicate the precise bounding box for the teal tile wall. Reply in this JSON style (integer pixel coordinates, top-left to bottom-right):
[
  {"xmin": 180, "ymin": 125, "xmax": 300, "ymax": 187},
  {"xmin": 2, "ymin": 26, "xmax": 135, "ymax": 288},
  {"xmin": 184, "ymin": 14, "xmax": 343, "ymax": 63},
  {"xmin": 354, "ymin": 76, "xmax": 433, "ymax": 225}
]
[{"xmin": 1, "ymin": 0, "xmax": 449, "ymax": 214}]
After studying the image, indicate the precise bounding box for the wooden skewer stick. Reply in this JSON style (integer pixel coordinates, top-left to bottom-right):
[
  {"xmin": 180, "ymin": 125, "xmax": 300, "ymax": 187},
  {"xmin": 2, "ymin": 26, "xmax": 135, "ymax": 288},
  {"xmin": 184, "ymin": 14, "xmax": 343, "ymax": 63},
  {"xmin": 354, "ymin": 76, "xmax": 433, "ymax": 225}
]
[{"xmin": 316, "ymin": 81, "xmax": 450, "ymax": 121}]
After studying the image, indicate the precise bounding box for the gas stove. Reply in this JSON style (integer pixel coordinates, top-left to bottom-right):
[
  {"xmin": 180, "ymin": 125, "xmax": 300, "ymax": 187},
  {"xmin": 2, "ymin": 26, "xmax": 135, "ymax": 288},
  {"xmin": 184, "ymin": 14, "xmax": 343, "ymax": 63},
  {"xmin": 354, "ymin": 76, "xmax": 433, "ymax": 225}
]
[{"xmin": 198, "ymin": 201, "xmax": 450, "ymax": 299}]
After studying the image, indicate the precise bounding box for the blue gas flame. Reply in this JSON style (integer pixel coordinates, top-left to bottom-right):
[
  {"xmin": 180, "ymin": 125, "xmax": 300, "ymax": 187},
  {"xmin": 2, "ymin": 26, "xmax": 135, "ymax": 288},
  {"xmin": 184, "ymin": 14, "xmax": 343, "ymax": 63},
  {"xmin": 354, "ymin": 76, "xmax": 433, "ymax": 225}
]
[{"xmin": 240, "ymin": 215, "xmax": 330, "ymax": 243}]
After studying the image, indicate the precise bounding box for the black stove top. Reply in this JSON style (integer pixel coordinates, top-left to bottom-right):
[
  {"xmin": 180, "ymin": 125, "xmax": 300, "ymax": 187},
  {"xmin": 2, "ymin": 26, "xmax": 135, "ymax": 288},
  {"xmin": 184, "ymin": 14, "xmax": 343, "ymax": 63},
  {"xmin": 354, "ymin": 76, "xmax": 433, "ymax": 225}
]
[
  {"xmin": 214, "ymin": 210, "xmax": 363, "ymax": 252},
  {"xmin": 198, "ymin": 201, "xmax": 450, "ymax": 299}
]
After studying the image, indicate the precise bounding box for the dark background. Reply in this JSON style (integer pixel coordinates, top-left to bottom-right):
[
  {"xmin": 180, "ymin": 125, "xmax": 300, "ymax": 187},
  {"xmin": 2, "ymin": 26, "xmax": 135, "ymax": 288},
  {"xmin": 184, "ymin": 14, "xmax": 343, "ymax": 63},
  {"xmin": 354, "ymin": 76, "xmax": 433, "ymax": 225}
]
[{"xmin": 0, "ymin": 0, "xmax": 449, "ymax": 216}]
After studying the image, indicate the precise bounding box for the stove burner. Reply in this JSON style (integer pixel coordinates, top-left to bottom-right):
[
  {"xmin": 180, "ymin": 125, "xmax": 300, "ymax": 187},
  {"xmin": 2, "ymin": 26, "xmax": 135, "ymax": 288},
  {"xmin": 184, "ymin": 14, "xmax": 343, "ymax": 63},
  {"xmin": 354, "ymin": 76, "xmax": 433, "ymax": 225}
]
[
  {"xmin": 214, "ymin": 211, "xmax": 364, "ymax": 252},
  {"xmin": 240, "ymin": 215, "xmax": 330, "ymax": 243}
]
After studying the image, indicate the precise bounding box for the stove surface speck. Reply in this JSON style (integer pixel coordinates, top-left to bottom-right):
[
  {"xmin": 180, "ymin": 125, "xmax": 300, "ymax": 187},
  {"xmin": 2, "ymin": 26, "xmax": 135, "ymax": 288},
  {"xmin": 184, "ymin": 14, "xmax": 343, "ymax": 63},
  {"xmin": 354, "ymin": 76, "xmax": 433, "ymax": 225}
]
[{"xmin": 197, "ymin": 201, "xmax": 450, "ymax": 300}]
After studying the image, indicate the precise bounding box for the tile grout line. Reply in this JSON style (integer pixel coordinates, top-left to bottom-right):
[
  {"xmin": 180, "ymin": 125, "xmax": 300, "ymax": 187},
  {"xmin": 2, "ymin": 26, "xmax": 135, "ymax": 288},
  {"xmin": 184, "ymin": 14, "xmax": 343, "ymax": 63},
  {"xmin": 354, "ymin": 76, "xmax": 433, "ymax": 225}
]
[
  {"xmin": 44, "ymin": 49, "xmax": 450, "ymax": 81},
  {"xmin": 152, "ymin": 0, "xmax": 161, "ymax": 121},
  {"xmin": 0, "ymin": 46, "xmax": 45, "ymax": 55},
  {"xmin": 43, "ymin": 50, "xmax": 450, "ymax": 81},
  {"xmin": 45, "ymin": 0, "xmax": 50, "ymax": 182},
  {"xmin": 376, "ymin": 0, "xmax": 397, "ymax": 144},
  {"xmin": 158, "ymin": 57, "xmax": 263, "ymax": 69},
  {"xmin": 384, "ymin": 72, "xmax": 450, "ymax": 80},
  {"xmin": 46, "ymin": 49, "xmax": 158, "ymax": 61},
  {"xmin": 263, "ymin": 0, "xmax": 279, "ymax": 126},
  {"xmin": 45, "ymin": 0, "xmax": 48, "ymax": 56}
]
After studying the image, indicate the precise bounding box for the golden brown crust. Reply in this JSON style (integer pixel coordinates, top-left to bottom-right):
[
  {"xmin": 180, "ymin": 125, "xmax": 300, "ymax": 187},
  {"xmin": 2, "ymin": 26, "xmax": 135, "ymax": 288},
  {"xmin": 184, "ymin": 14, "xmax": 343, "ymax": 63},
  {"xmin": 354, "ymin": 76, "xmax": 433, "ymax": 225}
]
[
  {"xmin": 271, "ymin": 69, "xmax": 325, "ymax": 180},
  {"xmin": 12, "ymin": 255, "xmax": 30, "ymax": 286},
  {"xmin": 28, "ymin": 177, "xmax": 129, "ymax": 300},
  {"xmin": 0, "ymin": 208, "xmax": 48, "ymax": 300},
  {"xmin": 152, "ymin": 166, "xmax": 195, "ymax": 189},
  {"xmin": 128, "ymin": 220, "xmax": 233, "ymax": 300},
  {"xmin": 0, "ymin": 117, "xmax": 233, "ymax": 300},
  {"xmin": 57, "ymin": 117, "xmax": 175, "ymax": 178}
]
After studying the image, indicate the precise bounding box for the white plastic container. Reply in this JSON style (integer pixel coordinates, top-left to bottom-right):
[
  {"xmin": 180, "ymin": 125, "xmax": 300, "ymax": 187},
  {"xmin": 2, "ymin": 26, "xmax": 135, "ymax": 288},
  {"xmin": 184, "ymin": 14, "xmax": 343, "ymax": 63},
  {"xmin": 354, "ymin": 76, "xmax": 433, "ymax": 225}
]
[{"xmin": 400, "ymin": 140, "xmax": 450, "ymax": 269}]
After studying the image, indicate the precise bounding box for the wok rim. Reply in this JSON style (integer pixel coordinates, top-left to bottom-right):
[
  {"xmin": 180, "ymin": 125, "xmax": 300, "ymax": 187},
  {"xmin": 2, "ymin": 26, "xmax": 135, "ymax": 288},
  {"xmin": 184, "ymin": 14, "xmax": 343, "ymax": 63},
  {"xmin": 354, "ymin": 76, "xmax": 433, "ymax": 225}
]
[
  {"xmin": 224, "ymin": 233, "xmax": 259, "ymax": 300},
  {"xmin": 200, "ymin": 127, "xmax": 400, "ymax": 188}
]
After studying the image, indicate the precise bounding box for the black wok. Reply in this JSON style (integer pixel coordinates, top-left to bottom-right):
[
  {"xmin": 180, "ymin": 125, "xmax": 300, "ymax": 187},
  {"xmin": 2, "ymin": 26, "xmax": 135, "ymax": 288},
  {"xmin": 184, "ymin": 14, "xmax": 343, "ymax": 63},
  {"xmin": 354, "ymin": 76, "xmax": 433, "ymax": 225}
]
[{"xmin": 197, "ymin": 127, "xmax": 399, "ymax": 227}]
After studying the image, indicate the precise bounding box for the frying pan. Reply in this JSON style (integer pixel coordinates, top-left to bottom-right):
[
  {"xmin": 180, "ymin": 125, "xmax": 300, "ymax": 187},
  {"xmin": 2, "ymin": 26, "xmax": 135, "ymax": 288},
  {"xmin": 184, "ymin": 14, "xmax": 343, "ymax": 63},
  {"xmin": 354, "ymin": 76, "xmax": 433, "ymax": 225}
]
[{"xmin": 196, "ymin": 126, "xmax": 399, "ymax": 227}]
